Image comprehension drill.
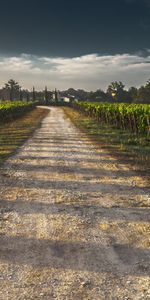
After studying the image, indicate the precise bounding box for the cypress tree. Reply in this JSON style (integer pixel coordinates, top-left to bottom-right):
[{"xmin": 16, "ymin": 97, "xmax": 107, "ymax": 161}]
[{"xmin": 32, "ymin": 86, "xmax": 36, "ymax": 101}]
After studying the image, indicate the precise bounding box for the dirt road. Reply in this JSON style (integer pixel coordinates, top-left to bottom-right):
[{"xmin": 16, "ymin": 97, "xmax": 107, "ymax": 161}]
[{"xmin": 0, "ymin": 107, "xmax": 150, "ymax": 299}]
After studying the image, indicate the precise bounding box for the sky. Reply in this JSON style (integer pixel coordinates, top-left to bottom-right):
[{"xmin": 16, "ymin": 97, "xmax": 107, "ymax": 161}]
[{"xmin": 0, "ymin": 0, "xmax": 150, "ymax": 91}]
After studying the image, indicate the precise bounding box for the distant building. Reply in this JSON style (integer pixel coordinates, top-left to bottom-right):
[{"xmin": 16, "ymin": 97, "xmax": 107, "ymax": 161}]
[
  {"xmin": 61, "ymin": 97, "xmax": 70, "ymax": 103},
  {"xmin": 52, "ymin": 90, "xmax": 77, "ymax": 104}
]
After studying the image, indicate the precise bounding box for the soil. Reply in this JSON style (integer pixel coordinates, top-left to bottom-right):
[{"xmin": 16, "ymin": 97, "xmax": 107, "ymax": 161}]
[{"xmin": 0, "ymin": 107, "xmax": 150, "ymax": 300}]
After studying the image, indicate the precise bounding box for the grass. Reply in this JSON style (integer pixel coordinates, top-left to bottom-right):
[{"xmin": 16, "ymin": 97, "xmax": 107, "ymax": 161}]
[
  {"xmin": 0, "ymin": 107, "xmax": 49, "ymax": 165},
  {"xmin": 63, "ymin": 107, "xmax": 150, "ymax": 176}
]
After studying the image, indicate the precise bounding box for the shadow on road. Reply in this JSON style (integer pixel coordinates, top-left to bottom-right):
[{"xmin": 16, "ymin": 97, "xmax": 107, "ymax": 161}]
[{"xmin": 0, "ymin": 235, "xmax": 149, "ymax": 276}]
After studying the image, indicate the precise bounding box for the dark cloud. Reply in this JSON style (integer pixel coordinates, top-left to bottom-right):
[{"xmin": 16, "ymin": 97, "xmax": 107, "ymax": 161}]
[
  {"xmin": 124, "ymin": 0, "xmax": 150, "ymax": 7},
  {"xmin": 0, "ymin": 0, "xmax": 149, "ymax": 57}
]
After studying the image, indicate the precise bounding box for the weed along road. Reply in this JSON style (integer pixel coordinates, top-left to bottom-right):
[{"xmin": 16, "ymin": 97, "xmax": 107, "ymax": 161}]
[{"xmin": 0, "ymin": 107, "xmax": 150, "ymax": 300}]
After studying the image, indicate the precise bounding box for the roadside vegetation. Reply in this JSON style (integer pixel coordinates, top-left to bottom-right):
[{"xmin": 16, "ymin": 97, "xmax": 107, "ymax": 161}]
[
  {"xmin": 0, "ymin": 107, "xmax": 49, "ymax": 165},
  {"xmin": 0, "ymin": 100, "xmax": 37, "ymax": 123},
  {"xmin": 64, "ymin": 106, "xmax": 150, "ymax": 176},
  {"xmin": 0, "ymin": 77, "xmax": 150, "ymax": 171},
  {"xmin": 73, "ymin": 102, "xmax": 150, "ymax": 135}
]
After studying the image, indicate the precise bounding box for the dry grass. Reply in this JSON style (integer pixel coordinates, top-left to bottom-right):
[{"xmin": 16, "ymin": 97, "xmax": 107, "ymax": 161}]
[
  {"xmin": 0, "ymin": 107, "xmax": 49, "ymax": 165},
  {"xmin": 64, "ymin": 107, "xmax": 150, "ymax": 179},
  {"xmin": 99, "ymin": 221, "xmax": 150, "ymax": 248}
]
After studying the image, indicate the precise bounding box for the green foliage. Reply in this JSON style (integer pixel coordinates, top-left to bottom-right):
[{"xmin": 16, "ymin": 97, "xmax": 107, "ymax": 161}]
[
  {"xmin": 73, "ymin": 102, "xmax": 150, "ymax": 135},
  {"xmin": 32, "ymin": 86, "xmax": 36, "ymax": 101},
  {"xmin": 0, "ymin": 101, "xmax": 36, "ymax": 123},
  {"xmin": 4, "ymin": 79, "xmax": 20, "ymax": 101}
]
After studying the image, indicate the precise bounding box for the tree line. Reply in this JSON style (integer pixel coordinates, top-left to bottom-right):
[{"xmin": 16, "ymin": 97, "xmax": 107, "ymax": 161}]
[
  {"xmin": 0, "ymin": 79, "xmax": 53, "ymax": 103},
  {"xmin": 61, "ymin": 79, "xmax": 150, "ymax": 104},
  {"xmin": 0, "ymin": 78, "xmax": 150, "ymax": 104}
]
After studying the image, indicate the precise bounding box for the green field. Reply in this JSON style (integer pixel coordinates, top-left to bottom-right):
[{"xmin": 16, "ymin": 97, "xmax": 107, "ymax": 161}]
[
  {"xmin": 73, "ymin": 102, "xmax": 150, "ymax": 135},
  {"xmin": 64, "ymin": 104, "xmax": 150, "ymax": 173},
  {"xmin": 0, "ymin": 100, "xmax": 37, "ymax": 123}
]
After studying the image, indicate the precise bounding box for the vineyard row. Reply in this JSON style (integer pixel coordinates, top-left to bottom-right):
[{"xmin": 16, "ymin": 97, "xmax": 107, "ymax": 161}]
[
  {"xmin": 72, "ymin": 102, "xmax": 150, "ymax": 135},
  {"xmin": 0, "ymin": 101, "xmax": 36, "ymax": 123}
]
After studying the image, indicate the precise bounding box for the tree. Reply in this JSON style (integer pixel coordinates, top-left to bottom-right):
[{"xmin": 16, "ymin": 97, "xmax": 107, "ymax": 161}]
[
  {"xmin": 128, "ymin": 87, "xmax": 138, "ymax": 102},
  {"xmin": 88, "ymin": 89, "xmax": 107, "ymax": 102},
  {"xmin": 44, "ymin": 86, "xmax": 48, "ymax": 105},
  {"xmin": 19, "ymin": 87, "xmax": 23, "ymax": 101},
  {"xmin": 145, "ymin": 79, "xmax": 150, "ymax": 103},
  {"xmin": 32, "ymin": 86, "xmax": 36, "ymax": 101},
  {"xmin": 4, "ymin": 79, "xmax": 20, "ymax": 101},
  {"xmin": 137, "ymin": 81, "xmax": 150, "ymax": 103},
  {"xmin": 54, "ymin": 88, "xmax": 58, "ymax": 102},
  {"xmin": 145, "ymin": 79, "xmax": 150, "ymax": 89},
  {"xmin": 26, "ymin": 90, "xmax": 30, "ymax": 102},
  {"xmin": 107, "ymin": 81, "xmax": 125, "ymax": 101}
]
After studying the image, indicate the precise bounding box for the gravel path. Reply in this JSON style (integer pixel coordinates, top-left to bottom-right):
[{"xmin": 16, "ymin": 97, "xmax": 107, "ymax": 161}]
[{"xmin": 0, "ymin": 107, "xmax": 150, "ymax": 300}]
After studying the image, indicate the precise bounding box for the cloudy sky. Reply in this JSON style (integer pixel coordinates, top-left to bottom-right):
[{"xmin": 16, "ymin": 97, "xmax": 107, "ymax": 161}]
[{"xmin": 0, "ymin": 0, "xmax": 150, "ymax": 91}]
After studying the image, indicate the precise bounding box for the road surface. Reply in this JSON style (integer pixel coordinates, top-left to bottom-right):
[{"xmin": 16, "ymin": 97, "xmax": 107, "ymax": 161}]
[{"xmin": 0, "ymin": 107, "xmax": 150, "ymax": 299}]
